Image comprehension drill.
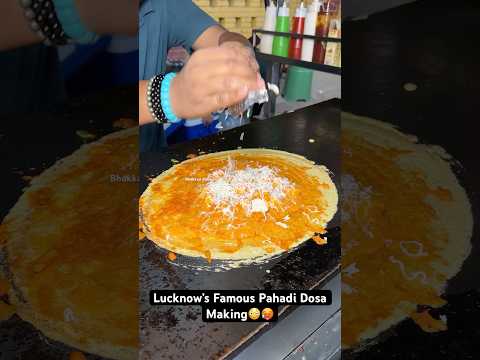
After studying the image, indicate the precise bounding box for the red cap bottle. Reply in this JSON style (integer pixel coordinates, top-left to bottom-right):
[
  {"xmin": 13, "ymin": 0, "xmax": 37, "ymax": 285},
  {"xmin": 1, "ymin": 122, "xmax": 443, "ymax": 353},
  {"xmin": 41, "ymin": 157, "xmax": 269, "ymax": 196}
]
[{"xmin": 289, "ymin": 2, "xmax": 307, "ymax": 60}]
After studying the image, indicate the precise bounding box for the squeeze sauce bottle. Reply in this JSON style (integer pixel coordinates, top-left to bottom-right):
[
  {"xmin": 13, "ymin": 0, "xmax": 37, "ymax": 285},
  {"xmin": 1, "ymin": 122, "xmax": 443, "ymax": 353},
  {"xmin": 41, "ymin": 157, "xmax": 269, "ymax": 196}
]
[
  {"xmin": 259, "ymin": 0, "xmax": 277, "ymax": 54},
  {"xmin": 300, "ymin": 2, "xmax": 319, "ymax": 62},
  {"xmin": 313, "ymin": 0, "xmax": 332, "ymax": 64},
  {"xmin": 272, "ymin": 1, "xmax": 290, "ymax": 57},
  {"xmin": 288, "ymin": 2, "xmax": 307, "ymax": 59},
  {"xmin": 311, "ymin": 0, "xmax": 322, "ymax": 12}
]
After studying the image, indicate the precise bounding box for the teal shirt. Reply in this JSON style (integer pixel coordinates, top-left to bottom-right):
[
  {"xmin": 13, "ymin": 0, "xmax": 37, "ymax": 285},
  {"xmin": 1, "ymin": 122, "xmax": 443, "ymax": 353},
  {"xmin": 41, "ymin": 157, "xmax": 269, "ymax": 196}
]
[{"xmin": 139, "ymin": 0, "xmax": 216, "ymax": 152}]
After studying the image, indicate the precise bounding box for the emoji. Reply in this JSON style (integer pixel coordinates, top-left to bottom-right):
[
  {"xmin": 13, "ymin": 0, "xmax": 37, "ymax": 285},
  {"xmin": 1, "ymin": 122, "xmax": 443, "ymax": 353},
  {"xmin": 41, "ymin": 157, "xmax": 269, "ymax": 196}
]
[
  {"xmin": 262, "ymin": 308, "xmax": 274, "ymax": 321},
  {"xmin": 248, "ymin": 307, "xmax": 261, "ymax": 320}
]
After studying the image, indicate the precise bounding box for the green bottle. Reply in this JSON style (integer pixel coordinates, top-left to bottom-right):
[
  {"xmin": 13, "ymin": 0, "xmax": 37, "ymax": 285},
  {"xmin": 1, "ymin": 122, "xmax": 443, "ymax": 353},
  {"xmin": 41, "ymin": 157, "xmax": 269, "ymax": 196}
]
[{"xmin": 272, "ymin": 1, "xmax": 290, "ymax": 57}]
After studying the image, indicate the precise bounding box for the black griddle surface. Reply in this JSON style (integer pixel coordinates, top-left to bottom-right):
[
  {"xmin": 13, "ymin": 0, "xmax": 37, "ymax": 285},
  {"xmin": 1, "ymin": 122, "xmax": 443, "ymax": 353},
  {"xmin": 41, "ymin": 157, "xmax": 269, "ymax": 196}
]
[
  {"xmin": 342, "ymin": 0, "xmax": 480, "ymax": 358},
  {"xmin": 139, "ymin": 100, "xmax": 340, "ymax": 359}
]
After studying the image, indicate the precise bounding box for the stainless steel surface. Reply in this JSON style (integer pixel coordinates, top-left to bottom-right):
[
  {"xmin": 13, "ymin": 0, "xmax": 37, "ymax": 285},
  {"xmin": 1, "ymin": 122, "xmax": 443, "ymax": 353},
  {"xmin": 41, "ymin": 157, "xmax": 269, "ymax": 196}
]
[
  {"xmin": 285, "ymin": 311, "xmax": 341, "ymax": 360},
  {"xmin": 232, "ymin": 273, "xmax": 341, "ymax": 360}
]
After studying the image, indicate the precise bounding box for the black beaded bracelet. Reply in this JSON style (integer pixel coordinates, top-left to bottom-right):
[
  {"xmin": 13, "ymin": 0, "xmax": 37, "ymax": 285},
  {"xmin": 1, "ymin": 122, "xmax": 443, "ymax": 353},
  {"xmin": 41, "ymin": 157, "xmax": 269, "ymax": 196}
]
[
  {"xmin": 19, "ymin": 0, "xmax": 70, "ymax": 46},
  {"xmin": 147, "ymin": 74, "xmax": 169, "ymax": 124}
]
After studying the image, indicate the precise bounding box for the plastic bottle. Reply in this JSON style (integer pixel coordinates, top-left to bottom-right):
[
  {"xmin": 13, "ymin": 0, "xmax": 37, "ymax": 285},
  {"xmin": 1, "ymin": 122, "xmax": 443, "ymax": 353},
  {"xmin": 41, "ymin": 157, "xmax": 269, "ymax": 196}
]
[
  {"xmin": 300, "ymin": 2, "xmax": 318, "ymax": 62},
  {"xmin": 259, "ymin": 0, "xmax": 277, "ymax": 54},
  {"xmin": 313, "ymin": 1, "xmax": 332, "ymax": 64},
  {"xmin": 288, "ymin": 2, "xmax": 307, "ymax": 60},
  {"xmin": 272, "ymin": 1, "xmax": 290, "ymax": 57},
  {"xmin": 323, "ymin": 19, "xmax": 341, "ymax": 66},
  {"xmin": 311, "ymin": 0, "xmax": 322, "ymax": 13}
]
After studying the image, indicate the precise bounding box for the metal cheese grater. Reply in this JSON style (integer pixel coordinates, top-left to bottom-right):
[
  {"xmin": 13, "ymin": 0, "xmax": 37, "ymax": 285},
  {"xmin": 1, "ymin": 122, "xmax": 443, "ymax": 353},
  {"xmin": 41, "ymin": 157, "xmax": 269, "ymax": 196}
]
[{"xmin": 226, "ymin": 82, "xmax": 280, "ymax": 118}]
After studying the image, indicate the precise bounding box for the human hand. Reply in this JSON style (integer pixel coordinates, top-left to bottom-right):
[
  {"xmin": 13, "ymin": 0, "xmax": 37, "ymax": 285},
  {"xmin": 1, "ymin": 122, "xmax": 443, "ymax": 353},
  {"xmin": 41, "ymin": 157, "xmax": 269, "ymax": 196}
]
[
  {"xmin": 170, "ymin": 46, "xmax": 259, "ymax": 120},
  {"xmin": 219, "ymin": 41, "xmax": 265, "ymax": 90}
]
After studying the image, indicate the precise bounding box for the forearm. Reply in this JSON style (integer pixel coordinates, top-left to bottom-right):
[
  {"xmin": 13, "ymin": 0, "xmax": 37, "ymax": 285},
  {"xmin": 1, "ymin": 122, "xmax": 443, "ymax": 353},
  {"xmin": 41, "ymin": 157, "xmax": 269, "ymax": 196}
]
[
  {"xmin": 218, "ymin": 31, "xmax": 252, "ymax": 48},
  {"xmin": 0, "ymin": 0, "xmax": 138, "ymax": 51},
  {"xmin": 0, "ymin": 0, "xmax": 39, "ymax": 50},
  {"xmin": 193, "ymin": 25, "xmax": 252, "ymax": 50},
  {"xmin": 139, "ymin": 76, "xmax": 189, "ymax": 125}
]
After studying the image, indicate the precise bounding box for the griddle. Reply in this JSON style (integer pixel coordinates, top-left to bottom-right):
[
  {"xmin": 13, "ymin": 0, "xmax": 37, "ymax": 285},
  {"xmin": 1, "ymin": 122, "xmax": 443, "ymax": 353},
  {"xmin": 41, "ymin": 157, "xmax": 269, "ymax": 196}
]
[
  {"xmin": 139, "ymin": 99, "xmax": 341, "ymax": 359},
  {"xmin": 342, "ymin": 0, "xmax": 480, "ymax": 357}
]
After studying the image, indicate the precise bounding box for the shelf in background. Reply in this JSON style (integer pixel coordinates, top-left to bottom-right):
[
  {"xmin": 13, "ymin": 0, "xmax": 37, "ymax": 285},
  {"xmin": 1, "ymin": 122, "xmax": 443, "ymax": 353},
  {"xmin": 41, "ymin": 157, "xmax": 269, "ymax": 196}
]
[
  {"xmin": 253, "ymin": 29, "xmax": 342, "ymax": 42},
  {"xmin": 252, "ymin": 29, "xmax": 341, "ymax": 75},
  {"xmin": 255, "ymin": 51, "xmax": 341, "ymax": 75}
]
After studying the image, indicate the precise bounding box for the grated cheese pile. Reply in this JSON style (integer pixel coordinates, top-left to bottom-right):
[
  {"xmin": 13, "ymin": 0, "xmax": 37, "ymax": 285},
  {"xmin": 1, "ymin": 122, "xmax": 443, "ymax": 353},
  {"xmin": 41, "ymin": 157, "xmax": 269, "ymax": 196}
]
[{"xmin": 205, "ymin": 157, "xmax": 294, "ymax": 218}]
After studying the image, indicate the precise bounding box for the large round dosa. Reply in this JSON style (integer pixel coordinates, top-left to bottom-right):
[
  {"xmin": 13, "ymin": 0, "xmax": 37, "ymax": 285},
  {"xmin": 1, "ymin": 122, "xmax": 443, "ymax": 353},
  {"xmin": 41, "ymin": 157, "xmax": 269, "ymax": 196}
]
[
  {"xmin": 341, "ymin": 113, "xmax": 472, "ymax": 348},
  {"xmin": 0, "ymin": 129, "xmax": 138, "ymax": 360},
  {"xmin": 140, "ymin": 149, "xmax": 338, "ymax": 262}
]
